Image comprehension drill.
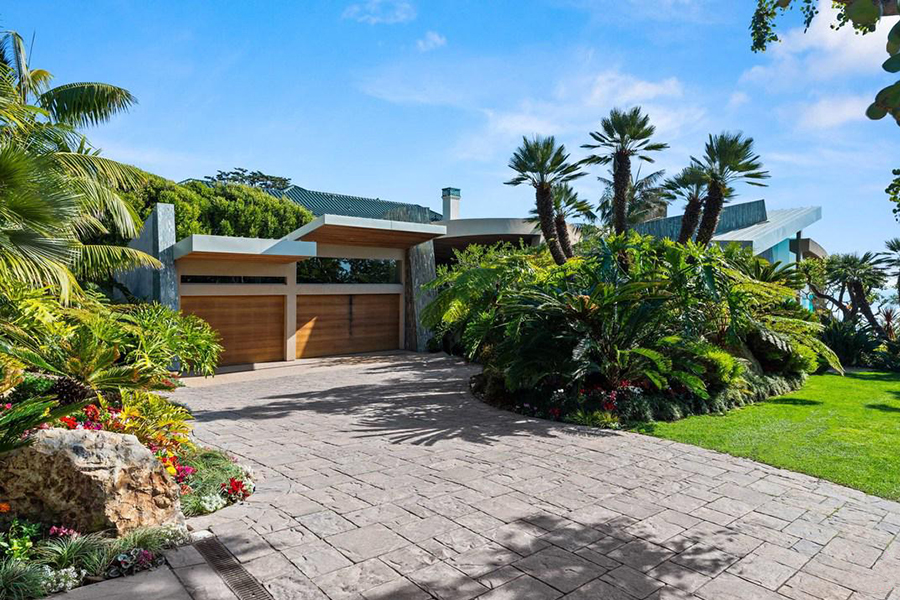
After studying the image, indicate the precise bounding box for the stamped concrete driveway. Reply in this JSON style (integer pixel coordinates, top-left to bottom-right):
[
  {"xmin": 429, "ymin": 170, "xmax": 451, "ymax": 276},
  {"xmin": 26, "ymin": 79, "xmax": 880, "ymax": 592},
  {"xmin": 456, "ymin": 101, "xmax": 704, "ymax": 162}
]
[{"xmin": 176, "ymin": 353, "xmax": 900, "ymax": 600}]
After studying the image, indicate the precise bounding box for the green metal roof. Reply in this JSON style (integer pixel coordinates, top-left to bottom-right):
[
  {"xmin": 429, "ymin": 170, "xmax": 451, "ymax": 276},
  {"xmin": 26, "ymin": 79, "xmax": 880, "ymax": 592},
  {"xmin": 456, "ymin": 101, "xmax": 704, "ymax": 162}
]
[
  {"xmin": 265, "ymin": 185, "xmax": 443, "ymax": 223},
  {"xmin": 179, "ymin": 179, "xmax": 443, "ymax": 223}
]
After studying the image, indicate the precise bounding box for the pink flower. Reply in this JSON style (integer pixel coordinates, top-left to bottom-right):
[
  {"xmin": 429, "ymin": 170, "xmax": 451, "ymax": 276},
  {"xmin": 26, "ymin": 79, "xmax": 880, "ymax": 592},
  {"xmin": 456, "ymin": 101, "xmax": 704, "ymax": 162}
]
[{"xmin": 49, "ymin": 526, "xmax": 79, "ymax": 538}]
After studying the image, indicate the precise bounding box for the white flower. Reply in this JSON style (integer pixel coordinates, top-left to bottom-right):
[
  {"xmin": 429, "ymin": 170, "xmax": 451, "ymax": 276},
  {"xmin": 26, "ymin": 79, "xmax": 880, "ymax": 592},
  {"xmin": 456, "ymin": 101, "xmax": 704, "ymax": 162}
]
[
  {"xmin": 41, "ymin": 565, "xmax": 86, "ymax": 592},
  {"xmin": 199, "ymin": 493, "xmax": 227, "ymax": 513}
]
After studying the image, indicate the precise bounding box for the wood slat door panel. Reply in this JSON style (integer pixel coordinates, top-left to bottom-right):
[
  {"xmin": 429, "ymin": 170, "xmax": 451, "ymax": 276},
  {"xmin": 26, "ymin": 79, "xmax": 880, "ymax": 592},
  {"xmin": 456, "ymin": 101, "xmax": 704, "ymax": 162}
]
[
  {"xmin": 296, "ymin": 294, "xmax": 399, "ymax": 358},
  {"xmin": 181, "ymin": 295, "xmax": 285, "ymax": 366}
]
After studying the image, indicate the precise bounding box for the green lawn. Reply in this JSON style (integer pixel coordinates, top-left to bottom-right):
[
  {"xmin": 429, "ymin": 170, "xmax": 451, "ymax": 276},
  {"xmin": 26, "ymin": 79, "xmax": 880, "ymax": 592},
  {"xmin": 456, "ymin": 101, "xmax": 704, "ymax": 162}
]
[{"xmin": 633, "ymin": 371, "xmax": 900, "ymax": 501}]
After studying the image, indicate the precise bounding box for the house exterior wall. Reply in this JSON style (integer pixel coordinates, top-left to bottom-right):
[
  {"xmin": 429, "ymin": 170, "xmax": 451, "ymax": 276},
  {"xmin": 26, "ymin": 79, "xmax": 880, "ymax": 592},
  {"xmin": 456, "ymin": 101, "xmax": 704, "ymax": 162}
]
[{"xmin": 758, "ymin": 238, "xmax": 792, "ymax": 265}]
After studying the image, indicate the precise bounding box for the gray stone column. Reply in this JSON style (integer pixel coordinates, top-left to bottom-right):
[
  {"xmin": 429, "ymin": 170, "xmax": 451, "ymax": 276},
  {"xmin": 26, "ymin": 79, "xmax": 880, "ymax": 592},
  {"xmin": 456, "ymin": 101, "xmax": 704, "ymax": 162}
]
[
  {"xmin": 404, "ymin": 240, "xmax": 437, "ymax": 352},
  {"xmin": 117, "ymin": 203, "xmax": 178, "ymax": 309}
]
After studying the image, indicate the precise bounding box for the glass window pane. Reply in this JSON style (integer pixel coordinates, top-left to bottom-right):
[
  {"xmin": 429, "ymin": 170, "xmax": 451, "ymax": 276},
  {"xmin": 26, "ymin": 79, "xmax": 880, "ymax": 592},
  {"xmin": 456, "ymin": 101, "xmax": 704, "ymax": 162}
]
[{"xmin": 296, "ymin": 258, "xmax": 400, "ymax": 284}]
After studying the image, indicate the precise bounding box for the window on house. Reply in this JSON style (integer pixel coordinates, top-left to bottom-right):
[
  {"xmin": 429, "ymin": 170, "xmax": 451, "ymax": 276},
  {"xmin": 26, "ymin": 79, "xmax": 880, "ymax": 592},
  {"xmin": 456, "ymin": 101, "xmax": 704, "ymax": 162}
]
[
  {"xmin": 180, "ymin": 275, "xmax": 287, "ymax": 284},
  {"xmin": 296, "ymin": 258, "xmax": 401, "ymax": 284}
]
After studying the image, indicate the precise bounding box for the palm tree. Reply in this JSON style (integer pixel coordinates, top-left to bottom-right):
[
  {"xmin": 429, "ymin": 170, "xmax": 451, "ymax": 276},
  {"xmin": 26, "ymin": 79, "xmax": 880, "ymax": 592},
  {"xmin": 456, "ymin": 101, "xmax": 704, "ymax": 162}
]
[
  {"xmin": 692, "ymin": 132, "xmax": 769, "ymax": 246},
  {"xmin": 581, "ymin": 107, "xmax": 668, "ymax": 235},
  {"xmin": 1, "ymin": 31, "xmax": 136, "ymax": 127},
  {"xmin": 0, "ymin": 31, "xmax": 157, "ymax": 298},
  {"xmin": 528, "ymin": 184, "xmax": 596, "ymax": 258},
  {"xmin": 663, "ymin": 167, "xmax": 709, "ymax": 244},
  {"xmin": 597, "ymin": 167, "xmax": 668, "ymax": 229},
  {"xmin": 884, "ymin": 237, "xmax": 900, "ymax": 297},
  {"xmin": 506, "ymin": 136, "xmax": 585, "ymax": 265}
]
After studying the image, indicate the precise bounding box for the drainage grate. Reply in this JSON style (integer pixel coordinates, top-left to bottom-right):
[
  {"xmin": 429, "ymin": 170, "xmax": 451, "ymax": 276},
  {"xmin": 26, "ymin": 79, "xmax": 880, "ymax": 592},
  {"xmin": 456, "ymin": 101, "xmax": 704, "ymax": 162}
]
[{"xmin": 193, "ymin": 537, "xmax": 274, "ymax": 600}]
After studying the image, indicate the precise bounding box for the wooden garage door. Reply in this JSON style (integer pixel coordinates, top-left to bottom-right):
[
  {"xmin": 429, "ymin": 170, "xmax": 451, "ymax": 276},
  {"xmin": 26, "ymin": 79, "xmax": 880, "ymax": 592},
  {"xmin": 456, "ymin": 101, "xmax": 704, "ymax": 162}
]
[
  {"xmin": 296, "ymin": 294, "xmax": 400, "ymax": 358},
  {"xmin": 181, "ymin": 295, "xmax": 285, "ymax": 366}
]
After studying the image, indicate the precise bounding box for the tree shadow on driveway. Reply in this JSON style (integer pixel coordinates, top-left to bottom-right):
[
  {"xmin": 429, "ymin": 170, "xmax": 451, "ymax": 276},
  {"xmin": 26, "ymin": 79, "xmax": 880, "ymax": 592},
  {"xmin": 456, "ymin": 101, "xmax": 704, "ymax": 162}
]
[{"xmin": 184, "ymin": 358, "xmax": 618, "ymax": 447}]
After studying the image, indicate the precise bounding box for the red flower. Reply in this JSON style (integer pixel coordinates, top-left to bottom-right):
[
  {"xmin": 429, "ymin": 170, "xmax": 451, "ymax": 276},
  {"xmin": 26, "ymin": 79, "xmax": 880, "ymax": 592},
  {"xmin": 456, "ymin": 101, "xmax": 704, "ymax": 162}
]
[
  {"xmin": 84, "ymin": 404, "xmax": 100, "ymax": 421},
  {"xmin": 221, "ymin": 478, "xmax": 251, "ymax": 501},
  {"xmin": 59, "ymin": 416, "xmax": 78, "ymax": 429}
]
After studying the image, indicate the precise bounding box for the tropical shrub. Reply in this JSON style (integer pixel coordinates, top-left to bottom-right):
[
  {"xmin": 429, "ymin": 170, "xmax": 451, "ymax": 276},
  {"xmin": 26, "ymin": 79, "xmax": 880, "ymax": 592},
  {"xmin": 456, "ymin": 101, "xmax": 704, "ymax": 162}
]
[
  {"xmin": 425, "ymin": 234, "xmax": 837, "ymax": 426},
  {"xmin": 0, "ymin": 276, "xmax": 220, "ymax": 453},
  {"xmin": 95, "ymin": 391, "xmax": 194, "ymax": 455},
  {"xmin": 114, "ymin": 304, "xmax": 222, "ymax": 377}
]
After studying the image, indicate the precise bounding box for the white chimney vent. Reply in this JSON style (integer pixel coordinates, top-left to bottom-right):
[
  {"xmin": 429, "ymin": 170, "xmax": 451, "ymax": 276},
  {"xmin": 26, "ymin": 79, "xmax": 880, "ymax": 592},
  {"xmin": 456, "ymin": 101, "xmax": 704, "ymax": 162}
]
[{"xmin": 442, "ymin": 187, "xmax": 460, "ymax": 220}]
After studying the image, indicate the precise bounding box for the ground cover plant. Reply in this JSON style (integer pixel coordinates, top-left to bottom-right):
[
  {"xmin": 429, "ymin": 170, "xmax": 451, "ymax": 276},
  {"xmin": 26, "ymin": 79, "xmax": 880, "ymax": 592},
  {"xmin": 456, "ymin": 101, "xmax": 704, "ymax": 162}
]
[{"xmin": 634, "ymin": 371, "xmax": 900, "ymax": 501}]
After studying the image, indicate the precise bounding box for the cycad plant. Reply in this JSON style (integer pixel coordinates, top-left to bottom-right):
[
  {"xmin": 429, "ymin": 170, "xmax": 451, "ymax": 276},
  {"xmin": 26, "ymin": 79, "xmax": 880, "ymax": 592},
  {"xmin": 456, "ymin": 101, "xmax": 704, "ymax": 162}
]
[
  {"xmin": 692, "ymin": 132, "xmax": 769, "ymax": 246},
  {"xmin": 506, "ymin": 136, "xmax": 585, "ymax": 265},
  {"xmin": 581, "ymin": 107, "xmax": 668, "ymax": 235},
  {"xmin": 663, "ymin": 166, "xmax": 708, "ymax": 244},
  {"xmin": 0, "ymin": 30, "xmax": 158, "ymax": 298}
]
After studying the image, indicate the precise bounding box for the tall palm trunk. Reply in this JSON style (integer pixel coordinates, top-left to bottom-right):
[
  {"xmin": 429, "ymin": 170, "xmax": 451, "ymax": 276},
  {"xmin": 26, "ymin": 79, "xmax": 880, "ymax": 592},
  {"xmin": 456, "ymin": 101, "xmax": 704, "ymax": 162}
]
[
  {"xmin": 850, "ymin": 280, "xmax": 888, "ymax": 339},
  {"xmin": 612, "ymin": 151, "xmax": 631, "ymax": 235},
  {"xmin": 536, "ymin": 185, "xmax": 567, "ymax": 265},
  {"xmin": 695, "ymin": 184, "xmax": 724, "ymax": 246},
  {"xmin": 555, "ymin": 213, "xmax": 574, "ymax": 258},
  {"xmin": 677, "ymin": 194, "xmax": 705, "ymax": 244}
]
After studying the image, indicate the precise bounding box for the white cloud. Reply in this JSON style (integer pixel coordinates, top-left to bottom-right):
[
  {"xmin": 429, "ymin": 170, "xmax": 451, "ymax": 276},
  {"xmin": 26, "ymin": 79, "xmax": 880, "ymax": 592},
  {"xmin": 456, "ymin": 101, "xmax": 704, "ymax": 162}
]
[
  {"xmin": 416, "ymin": 31, "xmax": 446, "ymax": 52},
  {"xmin": 797, "ymin": 95, "xmax": 870, "ymax": 130},
  {"xmin": 741, "ymin": 0, "xmax": 897, "ymax": 87},
  {"xmin": 450, "ymin": 69, "xmax": 699, "ymax": 162},
  {"xmin": 728, "ymin": 91, "xmax": 749, "ymax": 109},
  {"xmin": 585, "ymin": 71, "xmax": 683, "ymax": 106},
  {"xmin": 342, "ymin": 0, "xmax": 415, "ymax": 25}
]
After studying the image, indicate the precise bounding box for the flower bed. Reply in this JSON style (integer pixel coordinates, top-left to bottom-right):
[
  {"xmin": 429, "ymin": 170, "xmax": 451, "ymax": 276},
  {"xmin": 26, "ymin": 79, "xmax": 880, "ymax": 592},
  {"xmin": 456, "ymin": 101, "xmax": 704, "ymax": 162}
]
[
  {"xmin": 0, "ymin": 523, "xmax": 187, "ymax": 598},
  {"xmin": 0, "ymin": 380, "xmax": 254, "ymax": 598}
]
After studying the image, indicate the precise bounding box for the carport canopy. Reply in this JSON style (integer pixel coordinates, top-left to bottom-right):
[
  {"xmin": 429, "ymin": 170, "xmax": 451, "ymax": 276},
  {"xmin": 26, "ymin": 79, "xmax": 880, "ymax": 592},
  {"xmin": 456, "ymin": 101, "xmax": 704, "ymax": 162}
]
[{"xmin": 282, "ymin": 214, "xmax": 446, "ymax": 249}]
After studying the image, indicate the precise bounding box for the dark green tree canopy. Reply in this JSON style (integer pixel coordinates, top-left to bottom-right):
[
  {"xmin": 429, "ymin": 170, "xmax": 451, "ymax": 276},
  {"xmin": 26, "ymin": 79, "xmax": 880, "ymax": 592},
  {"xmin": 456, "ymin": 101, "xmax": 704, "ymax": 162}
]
[
  {"xmin": 204, "ymin": 167, "xmax": 291, "ymax": 190},
  {"xmin": 122, "ymin": 176, "xmax": 313, "ymax": 240}
]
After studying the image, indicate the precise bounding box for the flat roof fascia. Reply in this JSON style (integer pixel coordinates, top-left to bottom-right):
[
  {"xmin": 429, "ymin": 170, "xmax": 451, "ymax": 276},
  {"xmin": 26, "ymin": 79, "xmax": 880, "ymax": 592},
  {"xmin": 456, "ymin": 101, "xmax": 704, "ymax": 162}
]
[
  {"xmin": 438, "ymin": 218, "xmax": 540, "ymax": 239},
  {"xmin": 282, "ymin": 214, "xmax": 446, "ymax": 242},
  {"xmin": 173, "ymin": 234, "xmax": 317, "ymax": 260},
  {"xmin": 714, "ymin": 206, "xmax": 821, "ymax": 255}
]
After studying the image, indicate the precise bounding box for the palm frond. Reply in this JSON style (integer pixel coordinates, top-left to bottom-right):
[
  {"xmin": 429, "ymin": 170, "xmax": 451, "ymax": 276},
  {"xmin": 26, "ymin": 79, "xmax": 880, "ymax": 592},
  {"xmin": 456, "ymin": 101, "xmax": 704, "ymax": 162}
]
[
  {"xmin": 72, "ymin": 244, "xmax": 161, "ymax": 281},
  {"xmin": 39, "ymin": 82, "xmax": 137, "ymax": 127},
  {"xmin": 68, "ymin": 176, "xmax": 141, "ymax": 237},
  {"xmin": 51, "ymin": 152, "xmax": 146, "ymax": 190}
]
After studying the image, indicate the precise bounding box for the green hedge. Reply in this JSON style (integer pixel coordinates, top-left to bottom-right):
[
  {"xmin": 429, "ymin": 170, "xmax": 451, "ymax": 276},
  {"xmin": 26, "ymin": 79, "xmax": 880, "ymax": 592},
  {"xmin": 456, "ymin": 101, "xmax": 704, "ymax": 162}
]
[{"xmin": 123, "ymin": 176, "xmax": 314, "ymax": 240}]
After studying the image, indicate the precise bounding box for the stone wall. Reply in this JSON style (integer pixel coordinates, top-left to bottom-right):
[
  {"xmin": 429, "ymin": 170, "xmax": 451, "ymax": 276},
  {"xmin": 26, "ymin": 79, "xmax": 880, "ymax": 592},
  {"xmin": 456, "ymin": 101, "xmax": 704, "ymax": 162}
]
[{"xmin": 404, "ymin": 240, "xmax": 437, "ymax": 352}]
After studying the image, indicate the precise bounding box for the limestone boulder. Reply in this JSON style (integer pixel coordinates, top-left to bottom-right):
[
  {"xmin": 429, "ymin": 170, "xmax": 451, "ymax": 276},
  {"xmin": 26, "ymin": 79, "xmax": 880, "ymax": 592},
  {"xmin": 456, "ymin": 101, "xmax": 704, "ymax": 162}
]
[{"xmin": 0, "ymin": 429, "xmax": 184, "ymax": 534}]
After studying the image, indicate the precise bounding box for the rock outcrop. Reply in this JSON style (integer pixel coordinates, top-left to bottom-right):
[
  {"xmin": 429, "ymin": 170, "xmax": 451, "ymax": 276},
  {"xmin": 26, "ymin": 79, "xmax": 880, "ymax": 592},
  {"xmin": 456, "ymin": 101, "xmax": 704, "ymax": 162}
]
[{"xmin": 0, "ymin": 429, "xmax": 184, "ymax": 534}]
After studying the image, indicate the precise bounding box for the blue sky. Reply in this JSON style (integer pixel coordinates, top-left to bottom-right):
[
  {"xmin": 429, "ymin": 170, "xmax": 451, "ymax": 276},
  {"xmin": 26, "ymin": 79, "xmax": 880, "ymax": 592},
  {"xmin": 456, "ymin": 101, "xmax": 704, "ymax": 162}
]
[{"xmin": 5, "ymin": 0, "xmax": 899, "ymax": 254}]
